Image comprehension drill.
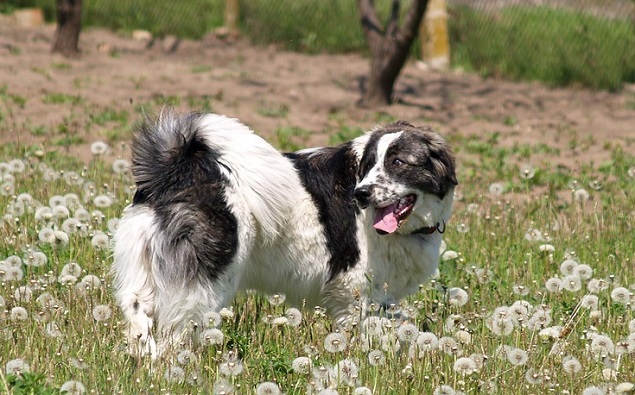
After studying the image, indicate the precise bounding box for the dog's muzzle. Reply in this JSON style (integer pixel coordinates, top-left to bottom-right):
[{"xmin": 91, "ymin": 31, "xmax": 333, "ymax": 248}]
[{"xmin": 354, "ymin": 185, "xmax": 373, "ymax": 208}]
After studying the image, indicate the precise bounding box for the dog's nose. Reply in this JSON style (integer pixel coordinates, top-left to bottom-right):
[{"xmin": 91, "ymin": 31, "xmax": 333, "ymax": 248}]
[{"xmin": 354, "ymin": 185, "xmax": 372, "ymax": 208}]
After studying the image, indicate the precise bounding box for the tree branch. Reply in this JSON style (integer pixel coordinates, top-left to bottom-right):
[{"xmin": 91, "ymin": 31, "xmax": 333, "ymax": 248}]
[
  {"xmin": 357, "ymin": 0, "xmax": 385, "ymax": 50},
  {"xmin": 397, "ymin": 0, "xmax": 429, "ymax": 48}
]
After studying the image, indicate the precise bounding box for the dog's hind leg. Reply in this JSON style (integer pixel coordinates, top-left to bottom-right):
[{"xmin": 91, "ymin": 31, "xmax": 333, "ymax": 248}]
[{"xmin": 112, "ymin": 207, "xmax": 158, "ymax": 359}]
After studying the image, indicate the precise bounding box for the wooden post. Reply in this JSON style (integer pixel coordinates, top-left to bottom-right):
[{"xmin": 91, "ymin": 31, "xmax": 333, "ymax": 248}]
[
  {"xmin": 224, "ymin": 0, "xmax": 239, "ymax": 33},
  {"xmin": 420, "ymin": 0, "xmax": 450, "ymax": 69}
]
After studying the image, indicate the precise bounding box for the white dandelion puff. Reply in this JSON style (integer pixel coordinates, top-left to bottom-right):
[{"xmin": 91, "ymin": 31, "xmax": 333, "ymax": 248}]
[
  {"xmin": 45, "ymin": 321, "xmax": 63, "ymax": 338},
  {"xmin": 0, "ymin": 181, "xmax": 15, "ymax": 196},
  {"xmin": 74, "ymin": 208, "xmax": 91, "ymax": 222},
  {"xmin": 489, "ymin": 182, "xmax": 504, "ymax": 195},
  {"xmin": 447, "ymin": 287, "xmax": 469, "ymax": 307},
  {"xmin": 335, "ymin": 358, "xmax": 359, "ymax": 386},
  {"xmin": 562, "ymin": 356, "xmax": 583, "ymax": 375},
  {"xmin": 11, "ymin": 306, "xmax": 29, "ymax": 321},
  {"xmin": 63, "ymin": 193, "xmax": 81, "ymax": 210},
  {"xmin": 524, "ymin": 368, "xmax": 543, "ymax": 385},
  {"xmin": 107, "ymin": 218, "xmax": 120, "ymax": 233},
  {"xmin": 91, "ymin": 233, "xmax": 110, "ymax": 250},
  {"xmin": 580, "ymin": 294, "xmax": 599, "ymax": 310},
  {"xmin": 545, "ymin": 277, "xmax": 563, "ymax": 293},
  {"xmin": 441, "ymin": 250, "xmax": 459, "ymax": 262},
  {"xmin": 14, "ymin": 286, "xmax": 32, "ymax": 302},
  {"xmin": 176, "ymin": 350, "xmax": 196, "ymax": 365},
  {"xmin": 524, "ymin": 228, "xmax": 544, "ymax": 242},
  {"xmin": 367, "ymin": 349, "xmax": 385, "ymax": 366},
  {"xmin": 219, "ymin": 307, "xmax": 234, "ymax": 320},
  {"xmin": 4, "ymin": 255, "xmax": 22, "ymax": 267},
  {"xmin": 611, "ymin": 287, "xmax": 632, "ymax": 305},
  {"xmin": 512, "ymin": 284, "xmax": 530, "ymax": 296},
  {"xmin": 453, "ymin": 357, "xmax": 477, "ymax": 375},
  {"xmin": 63, "ymin": 171, "xmax": 84, "ymax": 186},
  {"xmin": 90, "ymin": 141, "xmax": 110, "ymax": 155},
  {"xmin": 24, "ymin": 250, "xmax": 47, "ymax": 267},
  {"xmin": 38, "ymin": 227, "xmax": 56, "ymax": 244},
  {"xmin": 203, "ymin": 311, "xmax": 222, "ymax": 328},
  {"xmin": 588, "ymin": 278, "xmax": 609, "ymax": 293},
  {"xmin": 59, "ymin": 380, "xmax": 85, "ymax": 395},
  {"xmin": 62, "ymin": 218, "xmax": 81, "ymax": 234},
  {"xmin": 433, "ymin": 385, "xmax": 456, "ymax": 395},
  {"xmin": 562, "ymin": 275, "xmax": 582, "ymax": 292},
  {"xmin": 58, "ymin": 274, "xmax": 78, "ymax": 285},
  {"xmin": 212, "ymin": 378, "xmax": 234, "ymax": 395},
  {"xmin": 5, "ymin": 358, "xmax": 30, "ymax": 375},
  {"xmin": 582, "ymin": 386, "xmax": 606, "ymax": 395},
  {"xmin": 574, "ymin": 188, "xmax": 590, "ymax": 202},
  {"xmin": 396, "ymin": 322, "xmax": 418, "ymax": 343},
  {"xmin": 112, "ymin": 159, "xmax": 130, "ymax": 174},
  {"xmin": 62, "ymin": 262, "xmax": 82, "ymax": 277},
  {"xmin": 416, "ymin": 332, "xmax": 439, "ymax": 352},
  {"xmin": 52, "ymin": 205, "xmax": 70, "ymax": 219},
  {"xmin": 93, "ymin": 194, "xmax": 113, "ymax": 208},
  {"xmin": 573, "ymin": 264, "xmax": 593, "ymax": 279},
  {"xmin": 539, "ymin": 244, "xmax": 555, "ymax": 252},
  {"xmin": 438, "ymin": 336, "xmax": 459, "ymax": 355},
  {"xmin": 256, "ymin": 382, "xmax": 281, "ymax": 395},
  {"xmin": 200, "ymin": 328, "xmax": 224, "ymax": 346},
  {"xmin": 291, "ymin": 356, "xmax": 313, "ymax": 374},
  {"xmin": 2, "ymin": 266, "xmax": 23, "ymax": 282},
  {"xmin": 92, "ymin": 305, "xmax": 112, "ymax": 322},
  {"xmin": 8, "ymin": 159, "xmax": 26, "ymax": 173},
  {"xmin": 53, "ymin": 230, "xmax": 69, "ymax": 245},
  {"xmin": 616, "ymin": 382, "xmax": 635, "ymax": 393},
  {"xmin": 285, "ymin": 307, "xmax": 302, "ymax": 327},
  {"xmin": 560, "ymin": 259, "xmax": 579, "ymax": 275},
  {"xmin": 164, "ymin": 365, "xmax": 185, "ymax": 383},
  {"xmin": 353, "ymin": 387, "xmax": 373, "ymax": 395},
  {"xmin": 324, "ymin": 332, "xmax": 347, "ymax": 353},
  {"xmin": 519, "ymin": 164, "xmax": 536, "ymax": 180},
  {"xmin": 591, "ymin": 335, "xmax": 615, "ymax": 356},
  {"xmin": 219, "ymin": 360, "xmax": 244, "ymax": 377},
  {"xmin": 507, "ymin": 348, "xmax": 529, "ymax": 366}
]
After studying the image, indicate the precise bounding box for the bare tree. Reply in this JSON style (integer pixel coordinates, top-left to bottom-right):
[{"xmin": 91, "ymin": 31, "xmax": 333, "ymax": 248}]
[
  {"xmin": 52, "ymin": 0, "xmax": 82, "ymax": 57},
  {"xmin": 357, "ymin": 0, "xmax": 429, "ymax": 107}
]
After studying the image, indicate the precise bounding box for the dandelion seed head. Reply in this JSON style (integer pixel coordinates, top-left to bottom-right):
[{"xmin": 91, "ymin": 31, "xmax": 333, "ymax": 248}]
[
  {"xmin": 256, "ymin": 382, "xmax": 281, "ymax": 395},
  {"xmin": 588, "ymin": 278, "xmax": 609, "ymax": 293},
  {"xmin": 539, "ymin": 243, "xmax": 555, "ymax": 252},
  {"xmin": 23, "ymin": 250, "xmax": 47, "ymax": 267},
  {"xmin": 91, "ymin": 233, "xmax": 109, "ymax": 250},
  {"xmin": 545, "ymin": 277, "xmax": 563, "ymax": 293},
  {"xmin": 489, "ymin": 182, "xmax": 504, "ymax": 196},
  {"xmin": 454, "ymin": 330, "xmax": 472, "ymax": 345},
  {"xmin": 219, "ymin": 307, "xmax": 234, "ymax": 319},
  {"xmin": 219, "ymin": 359, "xmax": 244, "ymax": 376},
  {"xmin": 433, "ymin": 385, "xmax": 456, "ymax": 395},
  {"xmin": 353, "ymin": 387, "xmax": 372, "ymax": 395},
  {"xmin": 45, "ymin": 321, "xmax": 63, "ymax": 338},
  {"xmin": 524, "ymin": 368, "xmax": 543, "ymax": 385},
  {"xmin": 438, "ymin": 336, "xmax": 459, "ymax": 355},
  {"xmin": 164, "ymin": 365, "xmax": 185, "ymax": 383},
  {"xmin": 107, "ymin": 218, "xmax": 120, "ymax": 233},
  {"xmin": 92, "ymin": 305, "xmax": 112, "ymax": 322},
  {"xmin": 581, "ymin": 294, "xmax": 599, "ymax": 310},
  {"xmin": 396, "ymin": 322, "xmax": 418, "ymax": 343},
  {"xmin": 38, "ymin": 227, "xmax": 56, "ymax": 244},
  {"xmin": 90, "ymin": 141, "xmax": 110, "ymax": 155},
  {"xmin": 5, "ymin": 358, "xmax": 30, "ymax": 375},
  {"xmin": 582, "ymin": 386, "xmax": 606, "ymax": 395},
  {"xmin": 212, "ymin": 378, "xmax": 234, "ymax": 395},
  {"xmin": 573, "ymin": 264, "xmax": 593, "ymax": 279},
  {"xmin": 0, "ymin": 181, "xmax": 15, "ymax": 196},
  {"xmin": 489, "ymin": 316, "xmax": 515, "ymax": 336},
  {"xmin": 455, "ymin": 223, "xmax": 469, "ymax": 233},
  {"xmin": 62, "ymin": 262, "xmax": 82, "ymax": 277},
  {"xmin": 267, "ymin": 293, "xmax": 286, "ymax": 306},
  {"xmin": 574, "ymin": 188, "xmax": 590, "ymax": 202},
  {"xmin": 203, "ymin": 311, "xmax": 222, "ymax": 328},
  {"xmin": 616, "ymin": 382, "xmax": 635, "ymax": 393},
  {"xmin": 507, "ymin": 347, "xmax": 529, "ymax": 366},
  {"xmin": 8, "ymin": 159, "xmax": 26, "ymax": 174},
  {"xmin": 416, "ymin": 331, "xmax": 439, "ymax": 352},
  {"xmin": 200, "ymin": 328, "xmax": 224, "ymax": 346},
  {"xmin": 512, "ymin": 284, "xmax": 530, "ymax": 296},
  {"xmin": 560, "ymin": 259, "xmax": 579, "ymax": 275},
  {"xmin": 10, "ymin": 306, "xmax": 28, "ymax": 321},
  {"xmin": 524, "ymin": 228, "xmax": 544, "ymax": 242},
  {"xmin": 2, "ymin": 266, "xmax": 23, "ymax": 281},
  {"xmin": 60, "ymin": 380, "xmax": 85, "ymax": 395},
  {"xmin": 112, "ymin": 159, "xmax": 130, "ymax": 174},
  {"xmin": 176, "ymin": 349, "xmax": 196, "ymax": 365},
  {"xmin": 367, "ymin": 349, "xmax": 385, "ymax": 366},
  {"xmin": 93, "ymin": 194, "xmax": 113, "ymax": 208},
  {"xmin": 324, "ymin": 332, "xmax": 347, "ymax": 353},
  {"xmin": 285, "ymin": 307, "xmax": 302, "ymax": 327},
  {"xmin": 519, "ymin": 164, "xmax": 536, "ymax": 180},
  {"xmin": 292, "ymin": 356, "xmax": 312, "ymax": 374},
  {"xmin": 441, "ymin": 250, "xmax": 459, "ymax": 262},
  {"xmin": 335, "ymin": 358, "xmax": 359, "ymax": 386},
  {"xmin": 453, "ymin": 356, "xmax": 477, "ymax": 375},
  {"xmin": 611, "ymin": 287, "xmax": 632, "ymax": 305},
  {"xmin": 74, "ymin": 208, "xmax": 91, "ymax": 222},
  {"xmin": 448, "ymin": 287, "xmax": 469, "ymax": 307},
  {"xmin": 58, "ymin": 274, "xmax": 78, "ymax": 285},
  {"xmin": 14, "ymin": 286, "xmax": 32, "ymax": 302},
  {"xmin": 562, "ymin": 356, "xmax": 583, "ymax": 375},
  {"xmin": 591, "ymin": 334, "xmax": 615, "ymax": 356},
  {"xmin": 562, "ymin": 274, "xmax": 582, "ymax": 292}
]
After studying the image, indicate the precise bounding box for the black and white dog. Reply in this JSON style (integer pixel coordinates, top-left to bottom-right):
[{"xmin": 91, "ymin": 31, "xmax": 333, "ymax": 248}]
[{"xmin": 113, "ymin": 110, "xmax": 457, "ymax": 357}]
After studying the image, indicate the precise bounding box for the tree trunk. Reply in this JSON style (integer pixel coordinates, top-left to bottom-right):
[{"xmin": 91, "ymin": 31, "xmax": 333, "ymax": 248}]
[
  {"xmin": 357, "ymin": 0, "xmax": 429, "ymax": 107},
  {"xmin": 52, "ymin": 0, "xmax": 82, "ymax": 57}
]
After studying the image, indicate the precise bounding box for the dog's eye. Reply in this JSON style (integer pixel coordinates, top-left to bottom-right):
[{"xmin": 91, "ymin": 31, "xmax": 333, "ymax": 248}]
[{"xmin": 393, "ymin": 158, "xmax": 404, "ymax": 166}]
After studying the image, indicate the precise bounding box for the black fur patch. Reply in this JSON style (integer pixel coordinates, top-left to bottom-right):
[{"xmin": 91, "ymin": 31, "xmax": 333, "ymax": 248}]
[
  {"xmin": 285, "ymin": 144, "xmax": 361, "ymax": 280},
  {"xmin": 131, "ymin": 113, "xmax": 238, "ymax": 283}
]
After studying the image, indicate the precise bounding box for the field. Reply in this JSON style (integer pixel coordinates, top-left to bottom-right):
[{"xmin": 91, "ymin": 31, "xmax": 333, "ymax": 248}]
[{"xmin": 1, "ymin": 17, "xmax": 635, "ymax": 395}]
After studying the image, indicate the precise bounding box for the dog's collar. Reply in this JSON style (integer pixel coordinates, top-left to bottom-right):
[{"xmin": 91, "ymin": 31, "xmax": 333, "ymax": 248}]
[{"xmin": 411, "ymin": 220, "xmax": 446, "ymax": 235}]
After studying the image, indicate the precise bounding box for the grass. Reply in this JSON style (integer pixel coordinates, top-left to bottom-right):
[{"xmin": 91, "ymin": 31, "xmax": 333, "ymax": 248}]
[
  {"xmin": 448, "ymin": 5, "xmax": 635, "ymax": 91},
  {"xmin": 1, "ymin": 104, "xmax": 634, "ymax": 394}
]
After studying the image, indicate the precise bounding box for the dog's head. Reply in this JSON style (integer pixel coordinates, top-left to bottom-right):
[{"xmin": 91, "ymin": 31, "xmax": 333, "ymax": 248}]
[{"xmin": 353, "ymin": 121, "xmax": 457, "ymax": 236}]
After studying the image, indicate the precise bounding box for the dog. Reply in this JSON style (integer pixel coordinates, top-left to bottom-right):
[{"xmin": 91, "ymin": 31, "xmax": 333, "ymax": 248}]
[{"xmin": 112, "ymin": 110, "xmax": 457, "ymax": 358}]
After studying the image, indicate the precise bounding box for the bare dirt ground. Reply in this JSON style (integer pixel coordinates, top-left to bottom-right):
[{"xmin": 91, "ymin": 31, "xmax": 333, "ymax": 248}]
[{"xmin": 1, "ymin": 17, "xmax": 634, "ymax": 171}]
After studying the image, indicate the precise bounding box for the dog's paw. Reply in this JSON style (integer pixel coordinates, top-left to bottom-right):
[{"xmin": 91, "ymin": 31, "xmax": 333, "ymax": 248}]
[{"xmin": 127, "ymin": 315, "xmax": 158, "ymax": 359}]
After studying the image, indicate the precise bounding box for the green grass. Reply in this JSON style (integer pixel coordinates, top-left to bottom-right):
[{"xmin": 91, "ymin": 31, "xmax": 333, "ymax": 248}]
[
  {"xmin": 1, "ymin": 115, "xmax": 634, "ymax": 394},
  {"xmin": 449, "ymin": 5, "xmax": 635, "ymax": 91}
]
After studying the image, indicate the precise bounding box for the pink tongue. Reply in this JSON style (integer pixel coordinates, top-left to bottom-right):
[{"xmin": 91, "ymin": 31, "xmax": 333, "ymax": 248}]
[{"xmin": 373, "ymin": 203, "xmax": 399, "ymax": 234}]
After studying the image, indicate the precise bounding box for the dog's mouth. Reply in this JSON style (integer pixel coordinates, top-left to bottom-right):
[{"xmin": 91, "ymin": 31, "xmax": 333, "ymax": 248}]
[{"xmin": 373, "ymin": 194, "xmax": 417, "ymax": 235}]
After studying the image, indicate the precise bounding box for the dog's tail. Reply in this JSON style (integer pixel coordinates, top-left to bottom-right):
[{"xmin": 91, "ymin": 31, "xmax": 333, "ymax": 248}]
[{"xmin": 130, "ymin": 109, "xmax": 302, "ymax": 243}]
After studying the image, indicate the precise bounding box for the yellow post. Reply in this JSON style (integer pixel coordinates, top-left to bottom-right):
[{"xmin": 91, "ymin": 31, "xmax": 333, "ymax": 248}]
[
  {"xmin": 224, "ymin": 0, "xmax": 240, "ymax": 33},
  {"xmin": 420, "ymin": 0, "xmax": 450, "ymax": 69}
]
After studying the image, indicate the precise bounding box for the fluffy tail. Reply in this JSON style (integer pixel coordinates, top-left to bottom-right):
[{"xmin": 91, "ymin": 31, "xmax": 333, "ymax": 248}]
[{"xmin": 131, "ymin": 110, "xmax": 302, "ymax": 243}]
